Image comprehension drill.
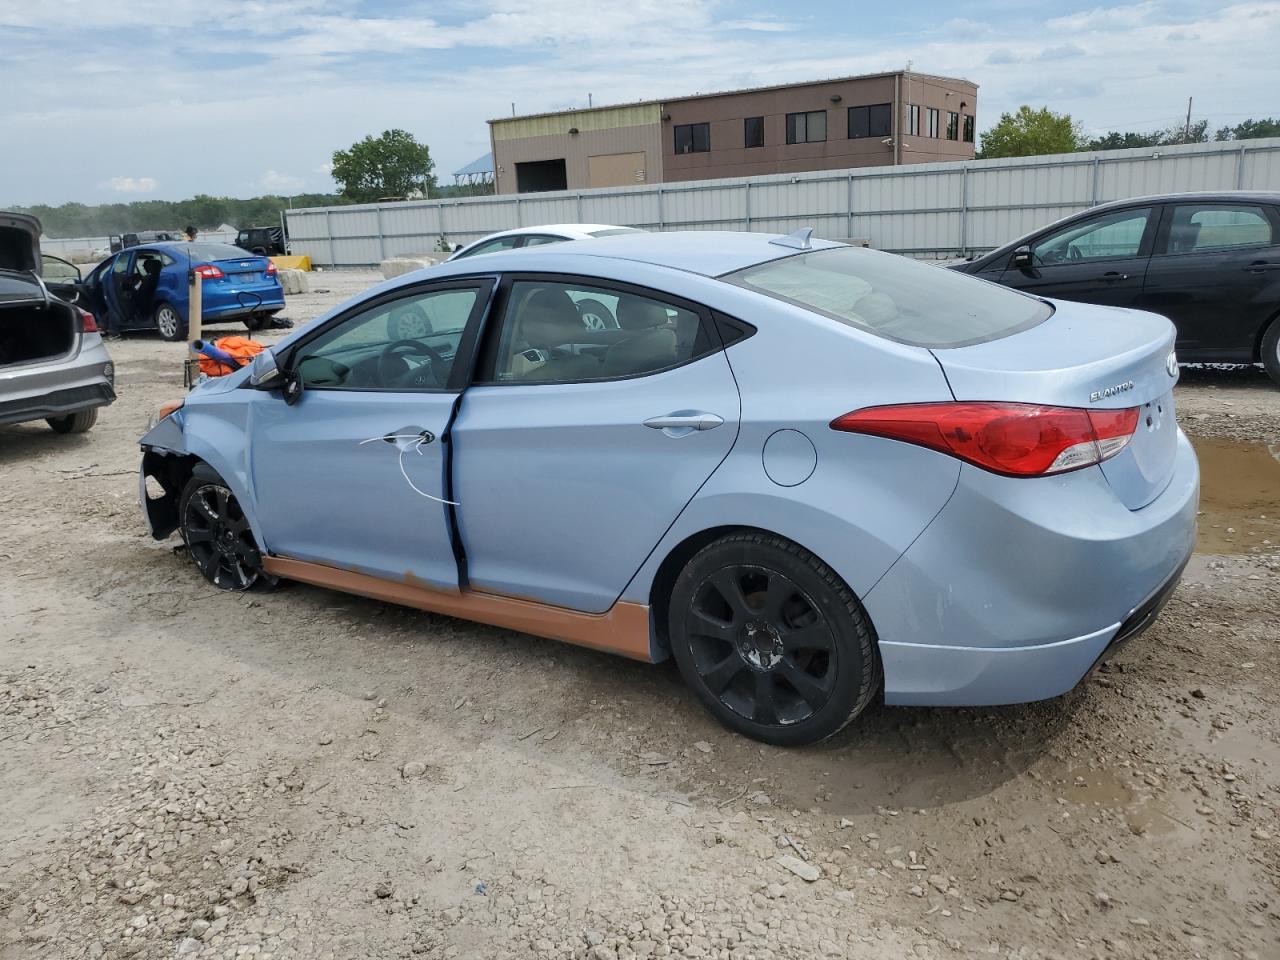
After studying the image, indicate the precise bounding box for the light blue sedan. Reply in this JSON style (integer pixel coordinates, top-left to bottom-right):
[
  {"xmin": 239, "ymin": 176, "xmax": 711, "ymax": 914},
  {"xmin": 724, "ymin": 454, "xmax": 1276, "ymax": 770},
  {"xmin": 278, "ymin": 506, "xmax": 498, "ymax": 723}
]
[{"xmin": 138, "ymin": 230, "xmax": 1198, "ymax": 745}]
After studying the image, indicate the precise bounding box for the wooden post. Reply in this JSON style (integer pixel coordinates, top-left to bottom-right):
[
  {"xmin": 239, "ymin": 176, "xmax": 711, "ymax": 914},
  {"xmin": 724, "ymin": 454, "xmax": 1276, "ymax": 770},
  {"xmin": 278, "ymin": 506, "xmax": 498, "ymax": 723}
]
[{"xmin": 186, "ymin": 269, "xmax": 203, "ymax": 386}]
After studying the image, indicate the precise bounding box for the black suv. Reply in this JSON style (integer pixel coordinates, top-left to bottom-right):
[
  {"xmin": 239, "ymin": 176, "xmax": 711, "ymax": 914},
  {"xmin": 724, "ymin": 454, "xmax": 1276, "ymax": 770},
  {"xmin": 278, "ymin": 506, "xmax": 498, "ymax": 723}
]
[
  {"xmin": 951, "ymin": 191, "xmax": 1280, "ymax": 385},
  {"xmin": 235, "ymin": 226, "xmax": 288, "ymax": 257}
]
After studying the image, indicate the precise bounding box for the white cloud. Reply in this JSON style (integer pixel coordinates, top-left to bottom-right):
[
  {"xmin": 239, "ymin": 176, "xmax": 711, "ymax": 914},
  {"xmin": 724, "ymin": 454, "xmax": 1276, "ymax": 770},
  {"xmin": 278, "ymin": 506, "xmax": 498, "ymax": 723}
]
[
  {"xmin": 721, "ymin": 18, "xmax": 794, "ymax": 32},
  {"xmin": 105, "ymin": 176, "xmax": 158, "ymax": 193},
  {"xmin": 316, "ymin": 161, "xmax": 334, "ymax": 175},
  {"xmin": 1047, "ymin": 2, "xmax": 1159, "ymax": 33},
  {"xmin": 260, "ymin": 170, "xmax": 304, "ymax": 193},
  {"xmin": 1037, "ymin": 43, "xmax": 1086, "ymax": 61}
]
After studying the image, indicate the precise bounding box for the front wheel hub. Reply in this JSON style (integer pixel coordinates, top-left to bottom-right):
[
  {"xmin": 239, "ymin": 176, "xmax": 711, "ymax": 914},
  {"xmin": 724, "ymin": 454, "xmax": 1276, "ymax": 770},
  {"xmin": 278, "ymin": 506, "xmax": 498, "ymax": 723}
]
[{"xmin": 738, "ymin": 619, "xmax": 784, "ymax": 670}]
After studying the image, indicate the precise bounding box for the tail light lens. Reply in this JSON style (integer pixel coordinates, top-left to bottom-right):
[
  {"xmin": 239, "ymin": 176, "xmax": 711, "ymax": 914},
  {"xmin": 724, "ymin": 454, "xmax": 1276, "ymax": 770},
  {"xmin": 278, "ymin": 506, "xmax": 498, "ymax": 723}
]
[
  {"xmin": 265, "ymin": 260, "xmax": 278, "ymax": 275},
  {"xmin": 77, "ymin": 307, "xmax": 98, "ymax": 333},
  {"xmin": 831, "ymin": 402, "xmax": 1140, "ymax": 477},
  {"xmin": 193, "ymin": 264, "xmax": 224, "ymax": 279}
]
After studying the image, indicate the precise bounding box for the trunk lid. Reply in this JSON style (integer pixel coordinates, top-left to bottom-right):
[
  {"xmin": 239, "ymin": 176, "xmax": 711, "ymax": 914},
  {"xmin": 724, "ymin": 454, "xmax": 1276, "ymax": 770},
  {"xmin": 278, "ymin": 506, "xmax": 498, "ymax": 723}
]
[
  {"xmin": 931, "ymin": 300, "xmax": 1181, "ymax": 509},
  {"xmin": 0, "ymin": 212, "xmax": 42, "ymax": 274}
]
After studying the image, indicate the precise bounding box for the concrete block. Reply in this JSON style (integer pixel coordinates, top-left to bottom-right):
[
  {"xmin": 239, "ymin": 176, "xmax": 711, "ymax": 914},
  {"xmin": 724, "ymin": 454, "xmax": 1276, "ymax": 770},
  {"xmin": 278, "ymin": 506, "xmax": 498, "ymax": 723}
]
[
  {"xmin": 380, "ymin": 256, "xmax": 443, "ymax": 280},
  {"xmin": 279, "ymin": 268, "xmax": 309, "ymax": 295}
]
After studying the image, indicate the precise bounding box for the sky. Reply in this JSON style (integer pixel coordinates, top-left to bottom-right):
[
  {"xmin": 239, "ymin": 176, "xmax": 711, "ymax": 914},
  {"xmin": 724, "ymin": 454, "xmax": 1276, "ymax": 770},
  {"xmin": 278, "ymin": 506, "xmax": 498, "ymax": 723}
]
[{"xmin": 1, "ymin": 0, "xmax": 1278, "ymax": 206}]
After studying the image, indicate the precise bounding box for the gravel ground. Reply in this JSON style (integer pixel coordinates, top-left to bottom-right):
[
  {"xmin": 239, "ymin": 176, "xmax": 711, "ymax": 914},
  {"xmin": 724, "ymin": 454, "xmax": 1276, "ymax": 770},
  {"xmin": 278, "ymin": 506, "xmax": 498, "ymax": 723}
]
[{"xmin": 2, "ymin": 269, "xmax": 1277, "ymax": 960}]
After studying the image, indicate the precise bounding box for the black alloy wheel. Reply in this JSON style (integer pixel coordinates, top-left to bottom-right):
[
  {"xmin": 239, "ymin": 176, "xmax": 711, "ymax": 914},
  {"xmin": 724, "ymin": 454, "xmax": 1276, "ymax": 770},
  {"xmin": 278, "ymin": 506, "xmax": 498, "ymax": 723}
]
[
  {"xmin": 178, "ymin": 475, "xmax": 275, "ymax": 591},
  {"xmin": 669, "ymin": 533, "xmax": 880, "ymax": 745}
]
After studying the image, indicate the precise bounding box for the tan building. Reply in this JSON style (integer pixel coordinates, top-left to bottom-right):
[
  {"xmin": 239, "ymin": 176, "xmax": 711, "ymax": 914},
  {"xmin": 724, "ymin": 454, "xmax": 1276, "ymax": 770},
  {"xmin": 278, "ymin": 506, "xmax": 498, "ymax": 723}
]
[{"xmin": 489, "ymin": 70, "xmax": 977, "ymax": 194}]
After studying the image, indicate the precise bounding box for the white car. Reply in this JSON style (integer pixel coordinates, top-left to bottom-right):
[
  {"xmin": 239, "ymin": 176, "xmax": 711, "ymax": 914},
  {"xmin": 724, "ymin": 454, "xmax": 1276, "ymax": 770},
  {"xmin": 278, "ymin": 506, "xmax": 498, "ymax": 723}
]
[{"xmin": 448, "ymin": 224, "xmax": 643, "ymax": 261}]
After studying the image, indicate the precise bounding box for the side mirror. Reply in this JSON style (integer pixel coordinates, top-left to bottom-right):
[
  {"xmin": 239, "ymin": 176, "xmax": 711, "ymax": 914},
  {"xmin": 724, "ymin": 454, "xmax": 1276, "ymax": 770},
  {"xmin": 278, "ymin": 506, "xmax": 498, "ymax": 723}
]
[
  {"xmin": 248, "ymin": 348, "xmax": 282, "ymax": 388},
  {"xmin": 1011, "ymin": 245, "xmax": 1034, "ymax": 270}
]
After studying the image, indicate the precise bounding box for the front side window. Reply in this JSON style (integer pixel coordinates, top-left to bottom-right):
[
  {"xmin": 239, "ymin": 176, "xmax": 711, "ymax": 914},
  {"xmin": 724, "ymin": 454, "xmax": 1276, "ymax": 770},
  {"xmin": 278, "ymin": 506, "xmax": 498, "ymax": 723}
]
[
  {"xmin": 962, "ymin": 115, "xmax": 975, "ymax": 142},
  {"xmin": 488, "ymin": 279, "xmax": 711, "ymax": 383},
  {"xmin": 848, "ymin": 103, "xmax": 892, "ymax": 139},
  {"xmin": 674, "ymin": 122, "xmax": 710, "ymax": 154},
  {"xmin": 1163, "ymin": 204, "xmax": 1275, "ymax": 254},
  {"xmin": 786, "ymin": 110, "xmax": 827, "ymax": 144},
  {"xmin": 295, "ymin": 286, "xmax": 481, "ymax": 390},
  {"xmin": 728, "ymin": 246, "xmax": 1052, "ymax": 349},
  {"xmin": 456, "ymin": 235, "xmax": 521, "ymax": 259},
  {"xmin": 926, "ymin": 107, "xmax": 939, "ymax": 138},
  {"xmin": 744, "ymin": 116, "xmax": 764, "ymax": 148},
  {"xmin": 946, "ymin": 112, "xmax": 959, "ymax": 141},
  {"xmin": 1033, "ymin": 208, "xmax": 1152, "ymax": 264}
]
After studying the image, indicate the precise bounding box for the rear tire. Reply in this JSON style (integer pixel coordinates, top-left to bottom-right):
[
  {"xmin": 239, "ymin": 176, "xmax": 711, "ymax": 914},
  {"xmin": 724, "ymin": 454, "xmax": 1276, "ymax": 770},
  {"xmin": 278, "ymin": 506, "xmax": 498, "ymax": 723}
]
[
  {"xmin": 155, "ymin": 302, "xmax": 187, "ymax": 342},
  {"xmin": 178, "ymin": 467, "xmax": 278, "ymax": 592},
  {"xmin": 1262, "ymin": 318, "xmax": 1280, "ymax": 387},
  {"xmin": 668, "ymin": 532, "xmax": 881, "ymax": 746},
  {"xmin": 46, "ymin": 408, "xmax": 98, "ymax": 434}
]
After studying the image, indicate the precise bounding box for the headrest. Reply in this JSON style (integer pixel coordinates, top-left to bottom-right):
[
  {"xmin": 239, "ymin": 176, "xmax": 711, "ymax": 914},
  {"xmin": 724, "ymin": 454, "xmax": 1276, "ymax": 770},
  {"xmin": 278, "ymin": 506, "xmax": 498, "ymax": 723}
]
[{"xmin": 616, "ymin": 296, "xmax": 668, "ymax": 330}]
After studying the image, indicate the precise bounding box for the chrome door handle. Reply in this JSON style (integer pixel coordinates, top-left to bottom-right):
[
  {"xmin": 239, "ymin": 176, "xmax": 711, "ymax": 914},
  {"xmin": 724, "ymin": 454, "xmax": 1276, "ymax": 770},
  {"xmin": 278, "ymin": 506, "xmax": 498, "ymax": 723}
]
[{"xmin": 643, "ymin": 412, "xmax": 724, "ymax": 434}]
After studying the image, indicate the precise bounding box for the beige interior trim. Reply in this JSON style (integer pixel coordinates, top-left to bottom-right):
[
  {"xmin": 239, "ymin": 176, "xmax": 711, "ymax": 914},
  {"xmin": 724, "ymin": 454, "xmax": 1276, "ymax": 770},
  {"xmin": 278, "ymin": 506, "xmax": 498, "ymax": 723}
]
[{"xmin": 261, "ymin": 556, "xmax": 654, "ymax": 662}]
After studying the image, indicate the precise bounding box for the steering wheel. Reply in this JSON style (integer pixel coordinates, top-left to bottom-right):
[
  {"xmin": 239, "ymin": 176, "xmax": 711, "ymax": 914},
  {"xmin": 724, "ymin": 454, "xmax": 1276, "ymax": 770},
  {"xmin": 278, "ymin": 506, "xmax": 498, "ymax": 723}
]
[{"xmin": 377, "ymin": 339, "xmax": 448, "ymax": 388}]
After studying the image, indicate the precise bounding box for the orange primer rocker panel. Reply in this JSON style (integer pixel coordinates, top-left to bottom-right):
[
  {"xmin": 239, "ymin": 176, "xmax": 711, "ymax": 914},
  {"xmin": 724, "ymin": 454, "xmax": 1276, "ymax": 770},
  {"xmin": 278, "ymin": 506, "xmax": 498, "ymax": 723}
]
[{"xmin": 261, "ymin": 556, "xmax": 654, "ymax": 662}]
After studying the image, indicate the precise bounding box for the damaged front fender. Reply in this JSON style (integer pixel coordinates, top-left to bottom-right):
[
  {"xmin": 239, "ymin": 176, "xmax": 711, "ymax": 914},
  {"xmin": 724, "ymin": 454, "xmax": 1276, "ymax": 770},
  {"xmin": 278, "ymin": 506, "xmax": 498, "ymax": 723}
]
[{"xmin": 140, "ymin": 411, "xmax": 196, "ymax": 539}]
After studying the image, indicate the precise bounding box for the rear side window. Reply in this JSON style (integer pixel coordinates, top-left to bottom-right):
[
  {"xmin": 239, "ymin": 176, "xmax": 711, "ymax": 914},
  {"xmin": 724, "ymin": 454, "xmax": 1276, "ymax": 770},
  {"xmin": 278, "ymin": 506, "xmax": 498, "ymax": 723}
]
[
  {"xmin": 1164, "ymin": 204, "xmax": 1276, "ymax": 253},
  {"xmin": 183, "ymin": 243, "xmax": 253, "ymax": 260},
  {"xmin": 726, "ymin": 246, "xmax": 1052, "ymax": 349}
]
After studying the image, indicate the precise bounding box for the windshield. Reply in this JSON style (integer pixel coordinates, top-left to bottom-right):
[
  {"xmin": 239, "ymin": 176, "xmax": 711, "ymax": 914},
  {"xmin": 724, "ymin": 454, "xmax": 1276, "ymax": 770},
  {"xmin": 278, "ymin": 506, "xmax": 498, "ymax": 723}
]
[{"xmin": 727, "ymin": 246, "xmax": 1052, "ymax": 348}]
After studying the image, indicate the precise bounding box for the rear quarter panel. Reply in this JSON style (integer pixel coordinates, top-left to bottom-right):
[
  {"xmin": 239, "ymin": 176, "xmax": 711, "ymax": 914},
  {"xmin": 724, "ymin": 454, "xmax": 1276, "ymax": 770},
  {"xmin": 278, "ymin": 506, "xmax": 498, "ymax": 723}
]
[{"xmin": 619, "ymin": 281, "xmax": 961, "ymax": 621}]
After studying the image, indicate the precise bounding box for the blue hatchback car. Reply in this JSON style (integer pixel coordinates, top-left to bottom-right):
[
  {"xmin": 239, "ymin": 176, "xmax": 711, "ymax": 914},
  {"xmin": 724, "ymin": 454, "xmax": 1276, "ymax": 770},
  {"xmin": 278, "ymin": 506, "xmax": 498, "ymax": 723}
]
[
  {"xmin": 137, "ymin": 231, "xmax": 1198, "ymax": 745},
  {"xmin": 84, "ymin": 242, "xmax": 284, "ymax": 341}
]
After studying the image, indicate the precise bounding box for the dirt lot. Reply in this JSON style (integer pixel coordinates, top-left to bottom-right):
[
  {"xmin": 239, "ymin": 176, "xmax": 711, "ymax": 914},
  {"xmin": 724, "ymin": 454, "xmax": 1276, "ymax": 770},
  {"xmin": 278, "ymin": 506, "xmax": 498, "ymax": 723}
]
[{"xmin": 2, "ymin": 269, "xmax": 1277, "ymax": 960}]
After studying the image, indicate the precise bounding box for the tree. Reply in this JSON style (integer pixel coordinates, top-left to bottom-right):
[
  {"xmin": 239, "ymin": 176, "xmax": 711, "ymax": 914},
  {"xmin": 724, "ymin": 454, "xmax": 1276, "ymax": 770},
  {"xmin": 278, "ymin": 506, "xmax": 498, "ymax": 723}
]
[
  {"xmin": 1086, "ymin": 131, "xmax": 1162, "ymax": 151},
  {"xmin": 330, "ymin": 129, "xmax": 436, "ymax": 203},
  {"xmin": 1215, "ymin": 117, "xmax": 1280, "ymax": 141},
  {"xmin": 976, "ymin": 106, "xmax": 1085, "ymax": 159}
]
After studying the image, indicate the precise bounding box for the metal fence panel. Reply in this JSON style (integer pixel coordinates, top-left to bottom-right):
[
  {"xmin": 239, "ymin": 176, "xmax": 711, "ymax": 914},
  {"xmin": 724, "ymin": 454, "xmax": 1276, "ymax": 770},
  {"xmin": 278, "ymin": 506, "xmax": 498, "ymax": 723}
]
[{"xmin": 286, "ymin": 138, "xmax": 1280, "ymax": 265}]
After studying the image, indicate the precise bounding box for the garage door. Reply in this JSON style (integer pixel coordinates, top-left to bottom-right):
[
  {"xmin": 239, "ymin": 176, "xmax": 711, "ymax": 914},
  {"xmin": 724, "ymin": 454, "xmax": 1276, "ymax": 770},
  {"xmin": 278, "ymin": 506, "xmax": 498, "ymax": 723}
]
[{"xmin": 587, "ymin": 152, "xmax": 646, "ymax": 188}]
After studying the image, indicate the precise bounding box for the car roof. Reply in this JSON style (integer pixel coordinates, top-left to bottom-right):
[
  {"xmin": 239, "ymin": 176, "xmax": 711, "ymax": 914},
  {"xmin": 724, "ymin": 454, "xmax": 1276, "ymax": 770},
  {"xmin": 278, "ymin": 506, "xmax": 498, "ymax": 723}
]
[
  {"xmin": 1089, "ymin": 190, "xmax": 1280, "ymax": 212},
  {"xmin": 478, "ymin": 224, "xmax": 634, "ymax": 239},
  {"xmin": 438, "ymin": 230, "xmax": 844, "ymax": 278}
]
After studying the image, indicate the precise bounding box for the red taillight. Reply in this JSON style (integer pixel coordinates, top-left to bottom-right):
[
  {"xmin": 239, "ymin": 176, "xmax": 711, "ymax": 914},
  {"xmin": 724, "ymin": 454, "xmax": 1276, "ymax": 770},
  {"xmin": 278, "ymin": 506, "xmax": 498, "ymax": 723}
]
[
  {"xmin": 77, "ymin": 307, "xmax": 97, "ymax": 333},
  {"xmin": 831, "ymin": 402, "xmax": 1140, "ymax": 477},
  {"xmin": 194, "ymin": 264, "xmax": 224, "ymax": 279},
  {"xmin": 265, "ymin": 260, "xmax": 277, "ymax": 275}
]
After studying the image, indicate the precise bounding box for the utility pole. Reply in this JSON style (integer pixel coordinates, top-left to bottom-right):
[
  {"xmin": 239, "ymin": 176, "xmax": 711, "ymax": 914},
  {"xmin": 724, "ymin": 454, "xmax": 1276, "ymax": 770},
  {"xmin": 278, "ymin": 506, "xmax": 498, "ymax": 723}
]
[
  {"xmin": 1183, "ymin": 96, "xmax": 1193, "ymax": 143},
  {"xmin": 588, "ymin": 92, "xmax": 593, "ymax": 108}
]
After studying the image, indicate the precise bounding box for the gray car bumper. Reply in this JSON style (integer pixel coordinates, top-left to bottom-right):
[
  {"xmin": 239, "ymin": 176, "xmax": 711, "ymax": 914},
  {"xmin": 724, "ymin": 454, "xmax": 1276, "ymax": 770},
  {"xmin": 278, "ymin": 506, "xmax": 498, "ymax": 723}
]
[{"xmin": 0, "ymin": 336, "xmax": 115, "ymax": 426}]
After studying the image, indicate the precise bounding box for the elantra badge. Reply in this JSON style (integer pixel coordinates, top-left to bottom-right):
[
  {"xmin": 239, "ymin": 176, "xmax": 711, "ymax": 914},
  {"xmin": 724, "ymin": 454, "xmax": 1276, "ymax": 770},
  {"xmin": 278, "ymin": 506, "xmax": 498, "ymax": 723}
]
[{"xmin": 1089, "ymin": 380, "xmax": 1134, "ymax": 403}]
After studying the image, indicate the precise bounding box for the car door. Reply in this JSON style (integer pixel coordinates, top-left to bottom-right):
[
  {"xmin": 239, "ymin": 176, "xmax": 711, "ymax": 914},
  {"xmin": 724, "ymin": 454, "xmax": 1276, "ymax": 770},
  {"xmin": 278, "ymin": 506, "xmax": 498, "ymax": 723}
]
[
  {"xmin": 1135, "ymin": 200, "xmax": 1280, "ymax": 360},
  {"xmin": 451, "ymin": 274, "xmax": 740, "ymax": 614},
  {"xmin": 999, "ymin": 205, "xmax": 1157, "ymax": 307},
  {"xmin": 39, "ymin": 254, "xmax": 83, "ymax": 305},
  {"xmin": 105, "ymin": 251, "xmax": 135, "ymax": 327},
  {"xmin": 248, "ymin": 278, "xmax": 494, "ymax": 589}
]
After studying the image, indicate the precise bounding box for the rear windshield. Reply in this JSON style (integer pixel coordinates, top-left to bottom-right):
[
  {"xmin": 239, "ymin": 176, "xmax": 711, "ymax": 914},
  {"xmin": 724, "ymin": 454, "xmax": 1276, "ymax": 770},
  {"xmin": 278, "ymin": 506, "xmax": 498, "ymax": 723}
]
[
  {"xmin": 178, "ymin": 243, "xmax": 257, "ymax": 261},
  {"xmin": 726, "ymin": 246, "xmax": 1052, "ymax": 348},
  {"xmin": 587, "ymin": 227, "xmax": 644, "ymax": 238}
]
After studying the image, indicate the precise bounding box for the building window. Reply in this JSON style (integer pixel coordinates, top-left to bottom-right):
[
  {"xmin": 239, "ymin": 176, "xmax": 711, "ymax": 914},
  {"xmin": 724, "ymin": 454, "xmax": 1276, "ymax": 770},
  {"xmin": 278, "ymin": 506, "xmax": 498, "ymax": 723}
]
[
  {"xmin": 946, "ymin": 112, "xmax": 959, "ymax": 141},
  {"xmin": 786, "ymin": 110, "xmax": 827, "ymax": 145},
  {"xmin": 848, "ymin": 103, "xmax": 892, "ymax": 139},
  {"xmin": 962, "ymin": 114, "xmax": 975, "ymax": 143},
  {"xmin": 674, "ymin": 122, "xmax": 710, "ymax": 154},
  {"xmin": 926, "ymin": 107, "xmax": 940, "ymax": 138},
  {"xmin": 907, "ymin": 104, "xmax": 920, "ymax": 136},
  {"xmin": 744, "ymin": 116, "xmax": 764, "ymax": 148}
]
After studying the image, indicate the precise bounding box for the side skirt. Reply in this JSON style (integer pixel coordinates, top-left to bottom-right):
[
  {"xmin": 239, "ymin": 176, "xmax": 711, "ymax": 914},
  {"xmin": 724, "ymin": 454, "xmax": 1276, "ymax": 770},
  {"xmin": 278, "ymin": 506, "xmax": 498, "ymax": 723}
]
[{"xmin": 261, "ymin": 556, "xmax": 655, "ymax": 662}]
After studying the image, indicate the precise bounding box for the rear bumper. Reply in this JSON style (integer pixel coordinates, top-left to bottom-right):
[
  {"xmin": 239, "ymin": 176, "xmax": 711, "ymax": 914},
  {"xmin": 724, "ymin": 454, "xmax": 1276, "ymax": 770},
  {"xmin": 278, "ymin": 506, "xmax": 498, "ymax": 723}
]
[
  {"xmin": 866, "ymin": 428, "xmax": 1199, "ymax": 706},
  {"xmin": 0, "ymin": 337, "xmax": 116, "ymax": 426},
  {"xmin": 203, "ymin": 290, "xmax": 284, "ymax": 319}
]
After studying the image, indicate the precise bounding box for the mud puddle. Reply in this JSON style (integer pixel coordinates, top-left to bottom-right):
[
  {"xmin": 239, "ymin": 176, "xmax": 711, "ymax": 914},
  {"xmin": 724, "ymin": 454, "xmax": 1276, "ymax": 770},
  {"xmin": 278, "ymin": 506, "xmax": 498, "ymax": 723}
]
[
  {"xmin": 1061, "ymin": 766, "xmax": 1182, "ymax": 836},
  {"xmin": 1188, "ymin": 435, "xmax": 1280, "ymax": 554}
]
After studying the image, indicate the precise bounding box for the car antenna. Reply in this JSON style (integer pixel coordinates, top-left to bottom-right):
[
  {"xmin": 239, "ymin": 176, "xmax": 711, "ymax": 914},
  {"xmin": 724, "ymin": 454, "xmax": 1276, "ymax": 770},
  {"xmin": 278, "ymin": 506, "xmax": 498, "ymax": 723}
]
[{"xmin": 769, "ymin": 227, "xmax": 814, "ymax": 250}]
